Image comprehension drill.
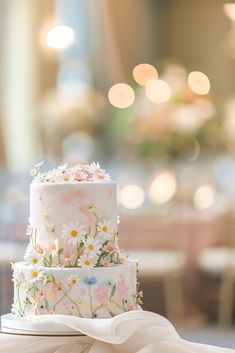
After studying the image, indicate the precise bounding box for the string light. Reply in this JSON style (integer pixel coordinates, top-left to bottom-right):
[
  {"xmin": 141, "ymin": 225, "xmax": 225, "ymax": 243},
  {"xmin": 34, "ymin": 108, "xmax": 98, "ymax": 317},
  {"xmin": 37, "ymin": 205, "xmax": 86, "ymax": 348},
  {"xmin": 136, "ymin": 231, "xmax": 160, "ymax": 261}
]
[
  {"xmin": 108, "ymin": 83, "xmax": 135, "ymax": 108},
  {"xmin": 187, "ymin": 71, "xmax": 210, "ymax": 95},
  {"xmin": 145, "ymin": 79, "xmax": 171, "ymax": 104},
  {"xmin": 133, "ymin": 64, "xmax": 158, "ymax": 86},
  {"xmin": 223, "ymin": 3, "xmax": 235, "ymax": 21},
  {"xmin": 149, "ymin": 171, "xmax": 177, "ymax": 204},
  {"xmin": 193, "ymin": 185, "xmax": 215, "ymax": 210},
  {"xmin": 120, "ymin": 184, "xmax": 145, "ymax": 209},
  {"xmin": 45, "ymin": 25, "xmax": 75, "ymax": 50}
]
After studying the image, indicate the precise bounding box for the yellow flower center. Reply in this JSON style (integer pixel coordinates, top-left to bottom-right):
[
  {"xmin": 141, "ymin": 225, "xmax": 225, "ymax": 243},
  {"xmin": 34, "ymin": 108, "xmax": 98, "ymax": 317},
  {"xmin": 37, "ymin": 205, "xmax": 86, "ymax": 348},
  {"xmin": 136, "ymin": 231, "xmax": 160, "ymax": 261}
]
[
  {"xmin": 71, "ymin": 279, "xmax": 77, "ymax": 285},
  {"xmin": 71, "ymin": 230, "xmax": 78, "ymax": 238},
  {"xmin": 88, "ymin": 244, "xmax": 94, "ymax": 251},
  {"xmin": 32, "ymin": 258, "xmax": 38, "ymax": 264},
  {"xmin": 102, "ymin": 226, "xmax": 108, "ymax": 232},
  {"xmin": 64, "ymin": 177, "xmax": 70, "ymax": 182},
  {"xmin": 33, "ymin": 271, "xmax": 38, "ymax": 278},
  {"xmin": 51, "ymin": 244, "xmax": 57, "ymax": 251},
  {"xmin": 85, "ymin": 260, "xmax": 91, "ymax": 266},
  {"xmin": 107, "ymin": 246, "xmax": 114, "ymax": 252}
]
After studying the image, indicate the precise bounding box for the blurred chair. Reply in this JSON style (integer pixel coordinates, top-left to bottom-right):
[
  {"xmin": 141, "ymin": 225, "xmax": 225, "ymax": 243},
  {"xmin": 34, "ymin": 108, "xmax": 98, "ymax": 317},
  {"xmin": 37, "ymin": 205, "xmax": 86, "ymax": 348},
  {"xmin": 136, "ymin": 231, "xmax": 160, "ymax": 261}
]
[
  {"xmin": 198, "ymin": 246, "xmax": 235, "ymax": 327},
  {"xmin": 129, "ymin": 249, "xmax": 186, "ymax": 322},
  {"xmin": 0, "ymin": 242, "xmax": 26, "ymax": 314},
  {"xmin": 197, "ymin": 210, "xmax": 235, "ymax": 326},
  {"xmin": 119, "ymin": 215, "xmax": 186, "ymax": 322}
]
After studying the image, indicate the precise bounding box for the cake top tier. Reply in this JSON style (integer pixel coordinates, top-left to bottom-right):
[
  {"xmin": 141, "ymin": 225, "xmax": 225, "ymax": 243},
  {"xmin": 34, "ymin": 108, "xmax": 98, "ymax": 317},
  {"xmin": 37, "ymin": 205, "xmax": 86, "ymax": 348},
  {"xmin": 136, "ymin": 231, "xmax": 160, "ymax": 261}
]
[{"xmin": 30, "ymin": 161, "xmax": 111, "ymax": 184}]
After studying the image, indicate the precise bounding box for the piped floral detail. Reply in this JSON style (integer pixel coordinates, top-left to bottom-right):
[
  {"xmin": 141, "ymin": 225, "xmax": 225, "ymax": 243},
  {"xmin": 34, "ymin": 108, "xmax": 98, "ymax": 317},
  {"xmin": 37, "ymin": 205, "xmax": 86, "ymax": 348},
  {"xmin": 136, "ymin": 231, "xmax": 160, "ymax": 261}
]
[
  {"xmin": 30, "ymin": 162, "xmax": 111, "ymax": 183},
  {"xmin": 61, "ymin": 222, "xmax": 86, "ymax": 245}
]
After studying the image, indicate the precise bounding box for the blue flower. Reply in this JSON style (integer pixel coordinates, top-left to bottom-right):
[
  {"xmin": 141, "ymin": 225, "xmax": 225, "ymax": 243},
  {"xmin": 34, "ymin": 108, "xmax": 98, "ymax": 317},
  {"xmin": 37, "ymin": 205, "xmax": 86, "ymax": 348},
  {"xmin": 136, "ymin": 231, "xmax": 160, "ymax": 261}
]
[{"xmin": 83, "ymin": 276, "xmax": 97, "ymax": 286}]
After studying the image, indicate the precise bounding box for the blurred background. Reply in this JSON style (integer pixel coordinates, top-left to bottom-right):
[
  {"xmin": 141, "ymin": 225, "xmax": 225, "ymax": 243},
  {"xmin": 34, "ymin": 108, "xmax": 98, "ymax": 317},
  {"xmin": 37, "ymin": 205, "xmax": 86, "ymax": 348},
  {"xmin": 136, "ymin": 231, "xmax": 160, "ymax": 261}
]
[{"xmin": 2, "ymin": 0, "xmax": 235, "ymax": 347}]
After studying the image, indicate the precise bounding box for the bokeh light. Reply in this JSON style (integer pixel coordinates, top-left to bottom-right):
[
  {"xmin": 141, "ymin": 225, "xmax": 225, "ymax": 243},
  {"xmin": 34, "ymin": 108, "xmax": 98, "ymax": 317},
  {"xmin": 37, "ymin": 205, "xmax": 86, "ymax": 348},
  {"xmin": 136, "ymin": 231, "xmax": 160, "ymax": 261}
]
[
  {"xmin": 145, "ymin": 79, "xmax": 171, "ymax": 103},
  {"xmin": 149, "ymin": 171, "xmax": 177, "ymax": 204},
  {"xmin": 187, "ymin": 71, "xmax": 210, "ymax": 95},
  {"xmin": 223, "ymin": 3, "xmax": 235, "ymax": 21},
  {"xmin": 108, "ymin": 83, "xmax": 135, "ymax": 108},
  {"xmin": 193, "ymin": 185, "xmax": 215, "ymax": 210},
  {"xmin": 120, "ymin": 184, "xmax": 145, "ymax": 209},
  {"xmin": 133, "ymin": 63, "xmax": 158, "ymax": 86},
  {"xmin": 45, "ymin": 25, "xmax": 75, "ymax": 50}
]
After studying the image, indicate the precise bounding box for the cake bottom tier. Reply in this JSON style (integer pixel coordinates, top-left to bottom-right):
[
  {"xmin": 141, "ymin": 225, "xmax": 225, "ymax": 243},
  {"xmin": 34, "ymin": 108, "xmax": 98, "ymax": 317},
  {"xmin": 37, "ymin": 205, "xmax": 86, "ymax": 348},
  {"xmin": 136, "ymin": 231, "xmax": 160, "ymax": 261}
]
[{"xmin": 12, "ymin": 262, "xmax": 138, "ymax": 318}]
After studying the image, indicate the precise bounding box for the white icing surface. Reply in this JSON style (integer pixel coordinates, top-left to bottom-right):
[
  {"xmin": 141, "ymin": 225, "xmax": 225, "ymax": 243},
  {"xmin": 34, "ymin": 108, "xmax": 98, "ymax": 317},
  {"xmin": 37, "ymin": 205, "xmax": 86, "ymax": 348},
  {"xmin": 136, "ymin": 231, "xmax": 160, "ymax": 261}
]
[
  {"xmin": 12, "ymin": 262, "xmax": 138, "ymax": 318},
  {"xmin": 30, "ymin": 181, "xmax": 117, "ymax": 245}
]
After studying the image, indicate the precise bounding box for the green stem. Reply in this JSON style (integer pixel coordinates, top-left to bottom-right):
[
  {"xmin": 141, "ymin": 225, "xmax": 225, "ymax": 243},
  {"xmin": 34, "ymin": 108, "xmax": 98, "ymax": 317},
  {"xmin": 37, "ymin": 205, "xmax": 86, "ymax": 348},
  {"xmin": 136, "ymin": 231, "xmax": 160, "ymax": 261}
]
[
  {"xmin": 110, "ymin": 299, "xmax": 125, "ymax": 311},
  {"xmin": 53, "ymin": 288, "xmax": 72, "ymax": 310},
  {"xmin": 17, "ymin": 282, "xmax": 23, "ymax": 314},
  {"xmin": 93, "ymin": 304, "xmax": 104, "ymax": 313},
  {"xmin": 65, "ymin": 292, "xmax": 83, "ymax": 318},
  {"xmin": 89, "ymin": 286, "xmax": 93, "ymax": 315}
]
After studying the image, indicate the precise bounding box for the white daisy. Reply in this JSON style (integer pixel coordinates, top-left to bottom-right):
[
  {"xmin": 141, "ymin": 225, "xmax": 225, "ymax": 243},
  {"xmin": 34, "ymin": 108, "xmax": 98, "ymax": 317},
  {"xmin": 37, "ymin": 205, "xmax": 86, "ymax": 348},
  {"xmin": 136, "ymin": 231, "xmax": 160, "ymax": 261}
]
[
  {"xmin": 79, "ymin": 253, "xmax": 98, "ymax": 269},
  {"xmin": 68, "ymin": 274, "xmax": 79, "ymax": 286},
  {"xmin": 26, "ymin": 267, "xmax": 44, "ymax": 284},
  {"xmin": 88, "ymin": 161, "xmax": 101, "ymax": 174},
  {"xmin": 84, "ymin": 236, "xmax": 101, "ymax": 256},
  {"xmin": 47, "ymin": 238, "xmax": 59, "ymax": 257},
  {"xmin": 97, "ymin": 219, "xmax": 115, "ymax": 240},
  {"xmin": 24, "ymin": 251, "xmax": 42, "ymax": 266},
  {"xmin": 62, "ymin": 222, "xmax": 87, "ymax": 245}
]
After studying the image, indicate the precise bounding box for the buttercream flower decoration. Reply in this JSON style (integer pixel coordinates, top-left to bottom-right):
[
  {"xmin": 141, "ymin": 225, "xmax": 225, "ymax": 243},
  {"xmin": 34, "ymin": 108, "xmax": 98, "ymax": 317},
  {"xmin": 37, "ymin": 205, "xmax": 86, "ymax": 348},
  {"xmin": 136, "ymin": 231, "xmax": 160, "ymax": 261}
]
[
  {"xmin": 95, "ymin": 285, "xmax": 110, "ymax": 305},
  {"xmin": 62, "ymin": 222, "xmax": 87, "ymax": 245},
  {"xmin": 68, "ymin": 274, "xmax": 79, "ymax": 286},
  {"xmin": 97, "ymin": 220, "xmax": 115, "ymax": 240},
  {"xmin": 83, "ymin": 276, "xmax": 97, "ymax": 286},
  {"xmin": 26, "ymin": 268, "xmax": 44, "ymax": 284},
  {"xmin": 24, "ymin": 251, "xmax": 42, "ymax": 266},
  {"xmin": 79, "ymin": 253, "xmax": 98, "ymax": 268},
  {"xmin": 30, "ymin": 169, "xmax": 37, "ymax": 177},
  {"xmin": 34, "ymin": 244, "xmax": 46, "ymax": 257},
  {"xmin": 103, "ymin": 241, "xmax": 119, "ymax": 254},
  {"xmin": 74, "ymin": 170, "xmax": 88, "ymax": 181},
  {"xmin": 31, "ymin": 161, "xmax": 111, "ymax": 183},
  {"xmin": 63, "ymin": 246, "xmax": 75, "ymax": 263},
  {"xmin": 47, "ymin": 238, "xmax": 59, "ymax": 257},
  {"xmin": 84, "ymin": 236, "xmax": 101, "ymax": 256},
  {"xmin": 100, "ymin": 256, "xmax": 111, "ymax": 267}
]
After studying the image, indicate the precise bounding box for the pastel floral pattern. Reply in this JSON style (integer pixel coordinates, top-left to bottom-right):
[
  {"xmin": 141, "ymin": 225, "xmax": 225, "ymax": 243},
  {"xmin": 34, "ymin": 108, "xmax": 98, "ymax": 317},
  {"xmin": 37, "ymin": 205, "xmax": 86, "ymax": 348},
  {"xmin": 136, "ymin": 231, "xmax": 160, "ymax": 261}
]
[
  {"xmin": 12, "ymin": 264, "xmax": 141, "ymax": 318},
  {"xmin": 31, "ymin": 162, "xmax": 111, "ymax": 184},
  {"xmin": 25, "ymin": 207, "xmax": 124, "ymax": 268}
]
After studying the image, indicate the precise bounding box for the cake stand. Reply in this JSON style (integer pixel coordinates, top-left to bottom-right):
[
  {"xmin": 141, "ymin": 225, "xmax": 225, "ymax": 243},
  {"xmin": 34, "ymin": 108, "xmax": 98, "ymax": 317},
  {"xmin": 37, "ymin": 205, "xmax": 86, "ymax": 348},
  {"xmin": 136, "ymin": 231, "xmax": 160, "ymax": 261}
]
[{"xmin": 1, "ymin": 313, "xmax": 84, "ymax": 336}]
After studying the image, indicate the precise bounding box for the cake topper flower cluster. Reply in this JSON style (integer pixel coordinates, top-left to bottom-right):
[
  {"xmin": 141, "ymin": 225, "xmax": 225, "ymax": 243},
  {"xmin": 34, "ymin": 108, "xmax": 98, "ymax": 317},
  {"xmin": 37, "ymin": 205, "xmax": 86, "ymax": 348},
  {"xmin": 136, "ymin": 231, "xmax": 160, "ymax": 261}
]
[{"xmin": 30, "ymin": 161, "xmax": 111, "ymax": 183}]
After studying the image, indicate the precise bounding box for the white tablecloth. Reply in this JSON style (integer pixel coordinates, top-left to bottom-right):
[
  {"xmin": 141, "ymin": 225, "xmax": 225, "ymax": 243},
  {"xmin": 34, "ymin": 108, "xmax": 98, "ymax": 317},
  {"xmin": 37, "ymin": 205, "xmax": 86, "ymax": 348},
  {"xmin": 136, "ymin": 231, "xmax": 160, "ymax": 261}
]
[{"xmin": 0, "ymin": 310, "xmax": 234, "ymax": 353}]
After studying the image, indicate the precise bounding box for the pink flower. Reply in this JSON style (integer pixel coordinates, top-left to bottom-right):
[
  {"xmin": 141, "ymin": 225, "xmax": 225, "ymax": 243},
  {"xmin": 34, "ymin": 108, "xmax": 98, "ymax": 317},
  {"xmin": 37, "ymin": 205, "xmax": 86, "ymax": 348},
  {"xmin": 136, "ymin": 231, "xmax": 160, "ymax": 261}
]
[
  {"xmin": 63, "ymin": 247, "xmax": 75, "ymax": 263},
  {"xmin": 38, "ymin": 290, "xmax": 45, "ymax": 300},
  {"xmin": 100, "ymin": 257, "xmax": 111, "ymax": 267},
  {"xmin": 91, "ymin": 170, "xmax": 110, "ymax": 182},
  {"xmin": 35, "ymin": 244, "xmax": 46, "ymax": 256},
  {"xmin": 103, "ymin": 242, "xmax": 118, "ymax": 254},
  {"xmin": 96, "ymin": 286, "xmax": 110, "ymax": 305},
  {"xmin": 117, "ymin": 282, "xmax": 129, "ymax": 299},
  {"xmin": 74, "ymin": 171, "xmax": 88, "ymax": 181}
]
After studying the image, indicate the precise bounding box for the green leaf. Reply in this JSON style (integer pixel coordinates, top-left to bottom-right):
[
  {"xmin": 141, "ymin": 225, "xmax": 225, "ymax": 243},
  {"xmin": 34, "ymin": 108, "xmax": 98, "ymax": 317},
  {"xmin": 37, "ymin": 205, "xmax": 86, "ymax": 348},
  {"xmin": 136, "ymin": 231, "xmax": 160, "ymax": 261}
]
[
  {"xmin": 110, "ymin": 284, "xmax": 116, "ymax": 298},
  {"xmin": 58, "ymin": 248, "xmax": 63, "ymax": 255}
]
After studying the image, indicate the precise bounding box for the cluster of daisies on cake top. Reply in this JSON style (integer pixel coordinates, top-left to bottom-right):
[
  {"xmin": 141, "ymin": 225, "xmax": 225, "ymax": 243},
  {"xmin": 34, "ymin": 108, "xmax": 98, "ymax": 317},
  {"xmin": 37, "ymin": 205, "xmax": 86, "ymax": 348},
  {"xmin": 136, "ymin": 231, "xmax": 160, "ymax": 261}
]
[{"xmin": 12, "ymin": 162, "xmax": 142, "ymax": 318}]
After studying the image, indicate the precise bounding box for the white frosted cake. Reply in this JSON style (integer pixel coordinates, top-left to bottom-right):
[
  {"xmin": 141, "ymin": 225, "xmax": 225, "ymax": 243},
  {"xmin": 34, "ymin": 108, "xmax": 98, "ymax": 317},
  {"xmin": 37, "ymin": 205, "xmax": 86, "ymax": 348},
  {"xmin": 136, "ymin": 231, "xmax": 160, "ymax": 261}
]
[{"xmin": 12, "ymin": 162, "xmax": 142, "ymax": 318}]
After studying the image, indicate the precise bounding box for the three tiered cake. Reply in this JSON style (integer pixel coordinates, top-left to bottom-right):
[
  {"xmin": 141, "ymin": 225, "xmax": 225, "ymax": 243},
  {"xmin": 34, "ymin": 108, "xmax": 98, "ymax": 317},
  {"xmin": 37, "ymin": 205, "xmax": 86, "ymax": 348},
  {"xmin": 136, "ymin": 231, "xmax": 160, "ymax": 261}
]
[{"xmin": 11, "ymin": 162, "xmax": 141, "ymax": 318}]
